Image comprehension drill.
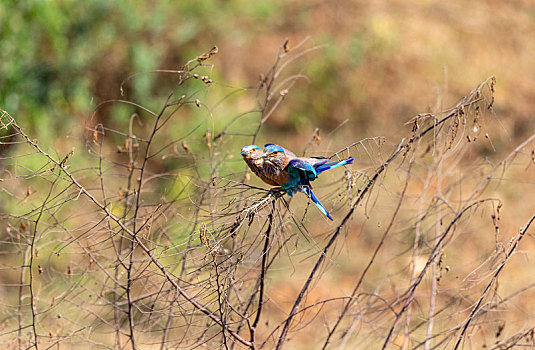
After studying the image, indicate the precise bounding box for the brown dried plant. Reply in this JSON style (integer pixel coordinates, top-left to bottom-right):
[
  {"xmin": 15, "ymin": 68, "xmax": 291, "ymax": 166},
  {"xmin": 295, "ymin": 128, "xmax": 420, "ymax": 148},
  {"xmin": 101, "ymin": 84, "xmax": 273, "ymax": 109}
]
[{"xmin": 0, "ymin": 42, "xmax": 534, "ymax": 350}]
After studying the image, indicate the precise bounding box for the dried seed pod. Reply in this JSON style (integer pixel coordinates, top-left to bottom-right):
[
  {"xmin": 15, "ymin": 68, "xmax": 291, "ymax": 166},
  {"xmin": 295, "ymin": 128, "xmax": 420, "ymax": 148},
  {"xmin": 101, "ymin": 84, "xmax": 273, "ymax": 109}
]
[
  {"xmin": 205, "ymin": 130, "xmax": 211, "ymax": 148},
  {"xmin": 283, "ymin": 38, "xmax": 290, "ymax": 52},
  {"xmin": 92, "ymin": 127, "xmax": 100, "ymax": 144},
  {"xmin": 496, "ymin": 322, "xmax": 505, "ymax": 338},
  {"xmin": 412, "ymin": 118, "xmax": 419, "ymax": 132},
  {"xmin": 313, "ymin": 129, "xmax": 321, "ymax": 145},
  {"xmin": 213, "ymin": 130, "xmax": 225, "ymax": 142},
  {"xmin": 259, "ymin": 73, "xmax": 266, "ymax": 87},
  {"xmin": 196, "ymin": 46, "xmax": 219, "ymax": 61},
  {"xmin": 199, "ymin": 224, "xmax": 209, "ymax": 248},
  {"xmin": 182, "ymin": 141, "xmax": 190, "ymax": 153}
]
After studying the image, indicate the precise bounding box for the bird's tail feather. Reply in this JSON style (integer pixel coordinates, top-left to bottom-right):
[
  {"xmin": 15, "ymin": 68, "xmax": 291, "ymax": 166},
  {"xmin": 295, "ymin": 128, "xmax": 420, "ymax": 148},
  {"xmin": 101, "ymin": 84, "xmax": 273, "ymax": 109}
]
[
  {"xmin": 315, "ymin": 157, "xmax": 354, "ymax": 174},
  {"xmin": 301, "ymin": 186, "xmax": 333, "ymax": 221}
]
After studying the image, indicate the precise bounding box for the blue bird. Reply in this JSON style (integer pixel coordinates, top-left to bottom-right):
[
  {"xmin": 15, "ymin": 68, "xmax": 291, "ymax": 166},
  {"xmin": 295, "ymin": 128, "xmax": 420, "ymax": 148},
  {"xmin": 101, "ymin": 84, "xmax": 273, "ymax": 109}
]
[{"xmin": 241, "ymin": 143, "xmax": 354, "ymax": 220}]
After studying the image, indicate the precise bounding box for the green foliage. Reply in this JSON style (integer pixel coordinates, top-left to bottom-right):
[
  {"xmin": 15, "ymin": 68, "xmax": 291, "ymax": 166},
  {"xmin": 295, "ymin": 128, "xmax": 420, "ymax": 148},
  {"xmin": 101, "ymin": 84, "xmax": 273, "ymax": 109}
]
[
  {"xmin": 1, "ymin": 0, "xmax": 283, "ymax": 143},
  {"xmin": 1, "ymin": 1, "xmax": 107, "ymax": 137}
]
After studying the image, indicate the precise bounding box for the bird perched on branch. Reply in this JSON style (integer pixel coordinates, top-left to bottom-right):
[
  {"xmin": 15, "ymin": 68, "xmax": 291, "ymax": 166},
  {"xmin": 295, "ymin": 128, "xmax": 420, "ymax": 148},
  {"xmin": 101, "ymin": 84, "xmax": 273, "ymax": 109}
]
[{"xmin": 241, "ymin": 143, "xmax": 354, "ymax": 220}]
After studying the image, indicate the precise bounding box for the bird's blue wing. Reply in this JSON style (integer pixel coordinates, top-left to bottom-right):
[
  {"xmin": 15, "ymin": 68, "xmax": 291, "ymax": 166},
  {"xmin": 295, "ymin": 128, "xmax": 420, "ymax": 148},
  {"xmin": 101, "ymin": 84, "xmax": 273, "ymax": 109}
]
[
  {"xmin": 307, "ymin": 157, "xmax": 329, "ymax": 167},
  {"xmin": 288, "ymin": 158, "xmax": 318, "ymax": 184},
  {"xmin": 288, "ymin": 159, "xmax": 316, "ymax": 176},
  {"xmin": 264, "ymin": 143, "xmax": 285, "ymax": 153},
  {"xmin": 315, "ymin": 157, "xmax": 354, "ymax": 174},
  {"xmin": 281, "ymin": 159, "xmax": 317, "ymax": 194},
  {"xmin": 301, "ymin": 186, "xmax": 333, "ymax": 221},
  {"xmin": 283, "ymin": 162, "xmax": 308, "ymax": 192}
]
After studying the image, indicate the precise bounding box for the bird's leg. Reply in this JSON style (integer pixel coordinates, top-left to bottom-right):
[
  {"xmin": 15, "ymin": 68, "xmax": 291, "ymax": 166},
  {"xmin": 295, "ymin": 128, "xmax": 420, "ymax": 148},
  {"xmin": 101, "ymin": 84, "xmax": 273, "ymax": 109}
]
[{"xmin": 269, "ymin": 187, "xmax": 285, "ymax": 199}]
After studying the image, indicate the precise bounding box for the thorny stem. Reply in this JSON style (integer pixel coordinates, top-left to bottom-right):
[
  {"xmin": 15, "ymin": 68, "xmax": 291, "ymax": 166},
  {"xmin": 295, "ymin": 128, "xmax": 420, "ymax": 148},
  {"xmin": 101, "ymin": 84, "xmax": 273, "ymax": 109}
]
[
  {"xmin": 1, "ymin": 65, "xmax": 508, "ymax": 350},
  {"xmin": 95, "ymin": 123, "xmax": 125, "ymax": 349},
  {"xmin": 125, "ymin": 60, "xmax": 195, "ymax": 348},
  {"xmin": 321, "ymin": 157, "xmax": 414, "ymax": 349},
  {"xmin": 250, "ymin": 202, "xmax": 275, "ymax": 348},
  {"xmin": 252, "ymin": 37, "xmax": 318, "ymax": 145},
  {"xmin": 404, "ymin": 153, "xmax": 433, "ymax": 350},
  {"xmin": 18, "ymin": 241, "xmax": 31, "ymax": 349},
  {"xmin": 381, "ymin": 131, "xmax": 535, "ymax": 349},
  {"xmin": 160, "ymin": 199, "xmax": 206, "ymax": 349},
  {"xmin": 6, "ymin": 107, "xmax": 254, "ymax": 348},
  {"xmin": 251, "ymin": 45, "xmax": 283, "ymax": 145},
  {"xmin": 27, "ymin": 174, "xmax": 60, "ymax": 349},
  {"xmin": 426, "ymin": 133, "xmax": 444, "ymax": 350},
  {"xmin": 212, "ymin": 254, "xmax": 230, "ymax": 350},
  {"xmin": 275, "ymin": 77, "xmax": 495, "ymax": 350},
  {"xmin": 453, "ymin": 214, "xmax": 535, "ymax": 349}
]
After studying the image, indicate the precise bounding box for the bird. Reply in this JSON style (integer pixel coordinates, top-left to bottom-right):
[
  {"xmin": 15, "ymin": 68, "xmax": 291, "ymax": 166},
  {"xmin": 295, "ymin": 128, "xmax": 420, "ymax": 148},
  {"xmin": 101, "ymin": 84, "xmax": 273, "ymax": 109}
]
[
  {"xmin": 241, "ymin": 143, "xmax": 354, "ymax": 220},
  {"xmin": 240, "ymin": 145, "xmax": 282, "ymax": 186}
]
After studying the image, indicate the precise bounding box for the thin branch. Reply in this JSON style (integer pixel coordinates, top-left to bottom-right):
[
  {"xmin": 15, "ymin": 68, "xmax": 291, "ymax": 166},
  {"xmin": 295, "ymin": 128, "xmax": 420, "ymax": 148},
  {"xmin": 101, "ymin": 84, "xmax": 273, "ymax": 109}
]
[{"xmin": 453, "ymin": 214, "xmax": 535, "ymax": 349}]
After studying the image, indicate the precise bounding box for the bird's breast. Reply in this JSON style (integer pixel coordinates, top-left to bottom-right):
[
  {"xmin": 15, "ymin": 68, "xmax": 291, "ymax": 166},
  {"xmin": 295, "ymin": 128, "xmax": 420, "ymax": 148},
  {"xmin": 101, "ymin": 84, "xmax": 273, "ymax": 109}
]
[
  {"xmin": 244, "ymin": 157, "xmax": 280, "ymax": 186},
  {"xmin": 262, "ymin": 160, "xmax": 289, "ymax": 185}
]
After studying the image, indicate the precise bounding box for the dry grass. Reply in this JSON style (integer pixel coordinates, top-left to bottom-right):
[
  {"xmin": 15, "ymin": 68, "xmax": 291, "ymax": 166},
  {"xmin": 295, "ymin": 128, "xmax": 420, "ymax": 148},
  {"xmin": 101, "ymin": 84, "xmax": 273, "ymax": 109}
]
[{"xmin": 1, "ymin": 41, "xmax": 534, "ymax": 350}]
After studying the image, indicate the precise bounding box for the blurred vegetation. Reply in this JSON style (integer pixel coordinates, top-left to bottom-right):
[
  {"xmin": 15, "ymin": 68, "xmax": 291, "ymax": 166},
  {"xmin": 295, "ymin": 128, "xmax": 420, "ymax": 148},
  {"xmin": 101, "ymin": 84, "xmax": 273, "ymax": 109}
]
[
  {"xmin": 1, "ymin": 1, "xmax": 535, "ymax": 348},
  {"xmin": 0, "ymin": 0, "xmax": 279, "ymax": 141},
  {"xmin": 2, "ymin": 0, "xmax": 534, "ymax": 148}
]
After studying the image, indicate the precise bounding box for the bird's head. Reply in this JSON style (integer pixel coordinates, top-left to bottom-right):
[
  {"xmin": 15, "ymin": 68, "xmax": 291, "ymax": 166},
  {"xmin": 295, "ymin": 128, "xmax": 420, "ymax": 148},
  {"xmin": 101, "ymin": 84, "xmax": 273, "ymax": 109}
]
[
  {"xmin": 241, "ymin": 145, "xmax": 265, "ymax": 167},
  {"xmin": 241, "ymin": 145, "xmax": 262, "ymax": 158},
  {"xmin": 264, "ymin": 143, "xmax": 285, "ymax": 154}
]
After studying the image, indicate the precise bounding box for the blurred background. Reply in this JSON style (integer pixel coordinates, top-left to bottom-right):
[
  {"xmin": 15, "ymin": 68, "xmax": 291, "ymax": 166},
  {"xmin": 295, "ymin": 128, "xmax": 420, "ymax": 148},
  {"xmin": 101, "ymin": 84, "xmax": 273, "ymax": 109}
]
[
  {"xmin": 2, "ymin": 0, "xmax": 534, "ymax": 148},
  {"xmin": 1, "ymin": 1, "xmax": 535, "ymax": 348}
]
